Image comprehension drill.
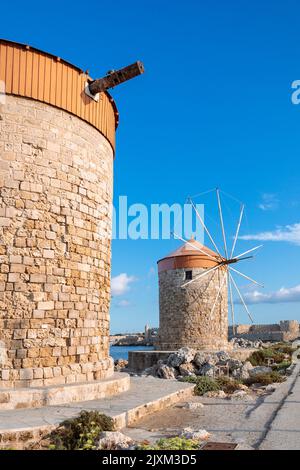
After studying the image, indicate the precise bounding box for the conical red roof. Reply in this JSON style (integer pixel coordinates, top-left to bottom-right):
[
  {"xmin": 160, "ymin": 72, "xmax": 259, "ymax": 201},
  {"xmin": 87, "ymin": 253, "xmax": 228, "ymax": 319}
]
[
  {"xmin": 157, "ymin": 238, "xmax": 223, "ymax": 273},
  {"xmin": 164, "ymin": 238, "xmax": 219, "ymax": 259}
]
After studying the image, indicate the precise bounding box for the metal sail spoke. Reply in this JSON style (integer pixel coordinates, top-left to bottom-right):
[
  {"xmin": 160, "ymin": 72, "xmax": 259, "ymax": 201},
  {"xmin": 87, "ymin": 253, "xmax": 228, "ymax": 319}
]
[
  {"xmin": 209, "ymin": 270, "xmax": 227, "ymax": 317},
  {"xmin": 235, "ymin": 245, "xmax": 263, "ymax": 260},
  {"xmin": 230, "ymin": 204, "xmax": 244, "ymax": 258},
  {"xmin": 189, "ymin": 198, "xmax": 222, "ymax": 257},
  {"xmin": 229, "ymin": 272, "xmax": 254, "ymax": 323},
  {"xmin": 216, "ymin": 188, "xmax": 229, "ymax": 259},
  {"xmin": 172, "ymin": 232, "xmax": 220, "ymax": 262},
  {"xmin": 229, "ymin": 266, "xmax": 264, "ymax": 288},
  {"xmin": 182, "ymin": 264, "xmax": 222, "ymax": 288},
  {"xmin": 228, "ymin": 272, "xmax": 236, "ymax": 335}
]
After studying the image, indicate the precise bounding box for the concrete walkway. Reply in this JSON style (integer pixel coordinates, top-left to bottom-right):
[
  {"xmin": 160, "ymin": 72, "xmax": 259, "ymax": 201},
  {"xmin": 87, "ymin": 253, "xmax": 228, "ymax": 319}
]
[
  {"xmin": 0, "ymin": 376, "xmax": 194, "ymax": 448},
  {"xmin": 259, "ymin": 362, "xmax": 300, "ymax": 450},
  {"xmin": 124, "ymin": 363, "xmax": 300, "ymax": 450},
  {"xmin": 1, "ymin": 361, "xmax": 300, "ymax": 449}
]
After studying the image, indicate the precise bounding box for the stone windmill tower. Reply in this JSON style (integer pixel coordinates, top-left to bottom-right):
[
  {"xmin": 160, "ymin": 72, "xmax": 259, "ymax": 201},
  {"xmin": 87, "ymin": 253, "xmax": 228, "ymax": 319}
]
[
  {"xmin": 157, "ymin": 238, "xmax": 229, "ymax": 351},
  {"xmin": 0, "ymin": 39, "xmax": 143, "ymax": 401},
  {"xmin": 156, "ymin": 190, "xmax": 263, "ymax": 352}
]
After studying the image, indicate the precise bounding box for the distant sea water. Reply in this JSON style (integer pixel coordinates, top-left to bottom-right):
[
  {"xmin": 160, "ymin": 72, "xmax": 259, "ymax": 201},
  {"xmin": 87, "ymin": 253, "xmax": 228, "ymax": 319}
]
[{"xmin": 110, "ymin": 345, "xmax": 154, "ymax": 361}]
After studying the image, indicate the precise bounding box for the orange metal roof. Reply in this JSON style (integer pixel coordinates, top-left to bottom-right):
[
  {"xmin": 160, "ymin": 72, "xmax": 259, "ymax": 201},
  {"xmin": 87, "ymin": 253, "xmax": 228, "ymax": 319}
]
[
  {"xmin": 0, "ymin": 39, "xmax": 118, "ymax": 152},
  {"xmin": 157, "ymin": 238, "xmax": 223, "ymax": 272}
]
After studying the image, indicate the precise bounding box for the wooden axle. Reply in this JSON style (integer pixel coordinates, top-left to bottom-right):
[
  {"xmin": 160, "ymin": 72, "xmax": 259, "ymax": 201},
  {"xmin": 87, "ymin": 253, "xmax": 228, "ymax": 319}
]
[
  {"xmin": 220, "ymin": 255, "xmax": 253, "ymax": 266},
  {"xmin": 89, "ymin": 61, "xmax": 144, "ymax": 95}
]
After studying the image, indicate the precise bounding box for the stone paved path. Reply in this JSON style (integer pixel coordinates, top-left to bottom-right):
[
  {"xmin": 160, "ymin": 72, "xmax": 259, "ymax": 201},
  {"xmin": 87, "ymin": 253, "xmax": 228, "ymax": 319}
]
[
  {"xmin": 259, "ymin": 362, "xmax": 300, "ymax": 450},
  {"xmin": 1, "ymin": 362, "xmax": 300, "ymax": 449},
  {"xmin": 0, "ymin": 376, "xmax": 194, "ymax": 433}
]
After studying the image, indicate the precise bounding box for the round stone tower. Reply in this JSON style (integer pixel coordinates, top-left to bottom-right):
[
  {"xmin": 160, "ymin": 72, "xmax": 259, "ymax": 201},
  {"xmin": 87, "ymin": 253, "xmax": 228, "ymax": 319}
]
[
  {"xmin": 157, "ymin": 238, "xmax": 229, "ymax": 351},
  {"xmin": 0, "ymin": 40, "xmax": 119, "ymax": 389}
]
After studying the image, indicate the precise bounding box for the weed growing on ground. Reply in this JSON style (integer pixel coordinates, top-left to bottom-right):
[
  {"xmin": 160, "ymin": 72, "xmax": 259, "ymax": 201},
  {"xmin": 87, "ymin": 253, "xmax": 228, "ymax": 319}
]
[
  {"xmin": 215, "ymin": 376, "xmax": 242, "ymax": 394},
  {"xmin": 249, "ymin": 343, "xmax": 294, "ymax": 366},
  {"xmin": 138, "ymin": 437, "xmax": 199, "ymax": 450},
  {"xmin": 182, "ymin": 375, "xmax": 243, "ymax": 395},
  {"xmin": 49, "ymin": 410, "xmax": 114, "ymax": 450},
  {"xmin": 243, "ymin": 371, "xmax": 285, "ymax": 386},
  {"xmin": 271, "ymin": 361, "xmax": 291, "ymax": 372}
]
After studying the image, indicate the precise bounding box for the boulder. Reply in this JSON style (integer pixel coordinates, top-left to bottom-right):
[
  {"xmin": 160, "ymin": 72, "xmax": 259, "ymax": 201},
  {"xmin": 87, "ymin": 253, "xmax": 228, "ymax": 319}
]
[
  {"xmin": 114, "ymin": 359, "xmax": 128, "ymax": 371},
  {"xmin": 232, "ymin": 361, "xmax": 253, "ymax": 380},
  {"xmin": 205, "ymin": 353, "xmax": 218, "ymax": 365},
  {"xmin": 197, "ymin": 363, "xmax": 215, "ymax": 377},
  {"xmin": 97, "ymin": 431, "xmax": 135, "ymax": 450},
  {"xmin": 216, "ymin": 351, "xmax": 230, "ymax": 365},
  {"xmin": 179, "ymin": 363, "xmax": 197, "ymax": 377},
  {"xmin": 180, "ymin": 427, "xmax": 211, "ymax": 441},
  {"xmin": 265, "ymin": 383, "xmax": 279, "ymax": 392},
  {"xmin": 249, "ymin": 366, "xmax": 272, "ymax": 377},
  {"xmin": 141, "ymin": 365, "xmax": 158, "ymax": 376},
  {"xmin": 237, "ymin": 383, "xmax": 249, "ymax": 391},
  {"xmin": 230, "ymin": 390, "xmax": 254, "ymax": 401},
  {"xmin": 167, "ymin": 353, "xmax": 184, "ymax": 368},
  {"xmin": 179, "ymin": 347, "xmax": 196, "ymax": 363},
  {"xmin": 194, "ymin": 352, "xmax": 218, "ymax": 368},
  {"xmin": 193, "ymin": 352, "xmax": 207, "ymax": 367},
  {"xmin": 183, "ymin": 402, "xmax": 204, "ymax": 410},
  {"xmin": 231, "ymin": 337, "xmax": 260, "ymax": 349},
  {"xmin": 203, "ymin": 390, "xmax": 227, "ymax": 398},
  {"xmin": 242, "ymin": 361, "xmax": 254, "ymax": 372},
  {"xmin": 157, "ymin": 364, "xmax": 178, "ymax": 379},
  {"xmin": 228, "ymin": 359, "xmax": 243, "ymax": 371},
  {"xmin": 168, "ymin": 347, "xmax": 196, "ymax": 367}
]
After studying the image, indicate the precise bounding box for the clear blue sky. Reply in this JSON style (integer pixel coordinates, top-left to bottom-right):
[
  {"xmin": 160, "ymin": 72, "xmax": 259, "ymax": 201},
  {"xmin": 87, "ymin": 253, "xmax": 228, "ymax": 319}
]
[{"xmin": 2, "ymin": 0, "xmax": 300, "ymax": 333}]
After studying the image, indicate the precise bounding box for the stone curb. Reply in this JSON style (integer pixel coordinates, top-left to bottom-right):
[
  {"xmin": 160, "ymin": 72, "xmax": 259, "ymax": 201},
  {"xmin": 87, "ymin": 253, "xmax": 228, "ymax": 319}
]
[{"xmin": 0, "ymin": 380, "xmax": 194, "ymax": 449}]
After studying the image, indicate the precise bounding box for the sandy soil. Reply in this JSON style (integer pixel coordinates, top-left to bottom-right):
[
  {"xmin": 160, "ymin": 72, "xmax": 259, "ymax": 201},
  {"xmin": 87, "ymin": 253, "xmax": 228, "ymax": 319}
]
[{"xmin": 123, "ymin": 393, "xmax": 261, "ymax": 449}]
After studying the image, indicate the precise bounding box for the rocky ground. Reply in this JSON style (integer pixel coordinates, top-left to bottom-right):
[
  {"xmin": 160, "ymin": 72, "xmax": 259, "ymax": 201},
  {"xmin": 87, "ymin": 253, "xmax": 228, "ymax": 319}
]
[
  {"xmin": 123, "ymin": 362, "xmax": 300, "ymax": 450},
  {"xmin": 115, "ymin": 339, "xmax": 292, "ymax": 385},
  {"xmin": 110, "ymin": 341, "xmax": 297, "ymax": 450},
  {"xmin": 122, "ymin": 394, "xmax": 259, "ymax": 449}
]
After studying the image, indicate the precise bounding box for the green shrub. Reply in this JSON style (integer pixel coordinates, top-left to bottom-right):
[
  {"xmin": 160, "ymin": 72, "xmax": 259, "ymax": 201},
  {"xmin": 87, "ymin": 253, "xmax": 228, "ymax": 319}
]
[
  {"xmin": 180, "ymin": 376, "xmax": 199, "ymax": 384},
  {"xmin": 243, "ymin": 371, "xmax": 285, "ymax": 386},
  {"xmin": 248, "ymin": 346, "xmax": 289, "ymax": 366},
  {"xmin": 271, "ymin": 343, "xmax": 295, "ymax": 355},
  {"xmin": 49, "ymin": 411, "xmax": 115, "ymax": 450},
  {"xmin": 194, "ymin": 376, "xmax": 220, "ymax": 396},
  {"xmin": 272, "ymin": 361, "xmax": 291, "ymax": 372},
  {"xmin": 182, "ymin": 375, "xmax": 243, "ymax": 395},
  {"xmin": 139, "ymin": 437, "xmax": 199, "ymax": 450},
  {"xmin": 216, "ymin": 376, "xmax": 242, "ymax": 394}
]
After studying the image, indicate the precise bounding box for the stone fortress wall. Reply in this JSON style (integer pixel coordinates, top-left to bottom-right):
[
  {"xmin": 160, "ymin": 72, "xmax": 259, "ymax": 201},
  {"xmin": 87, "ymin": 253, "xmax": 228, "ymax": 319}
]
[
  {"xmin": 228, "ymin": 320, "xmax": 299, "ymax": 342},
  {"xmin": 0, "ymin": 95, "xmax": 114, "ymax": 388}
]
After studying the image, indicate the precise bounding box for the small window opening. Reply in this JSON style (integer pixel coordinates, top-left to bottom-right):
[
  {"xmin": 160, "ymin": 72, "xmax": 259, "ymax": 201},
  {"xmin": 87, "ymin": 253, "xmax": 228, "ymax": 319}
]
[{"xmin": 185, "ymin": 270, "xmax": 192, "ymax": 280}]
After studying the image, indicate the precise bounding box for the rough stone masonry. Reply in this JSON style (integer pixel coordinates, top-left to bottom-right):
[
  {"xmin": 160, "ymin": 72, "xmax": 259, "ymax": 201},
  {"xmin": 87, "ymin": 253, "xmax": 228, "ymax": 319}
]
[
  {"xmin": 0, "ymin": 95, "xmax": 114, "ymax": 388},
  {"xmin": 157, "ymin": 267, "xmax": 228, "ymax": 351}
]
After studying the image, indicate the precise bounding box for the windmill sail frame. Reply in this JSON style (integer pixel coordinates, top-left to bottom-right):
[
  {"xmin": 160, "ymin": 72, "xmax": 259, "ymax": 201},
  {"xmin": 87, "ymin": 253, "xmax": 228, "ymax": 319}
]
[{"xmin": 176, "ymin": 189, "xmax": 263, "ymax": 327}]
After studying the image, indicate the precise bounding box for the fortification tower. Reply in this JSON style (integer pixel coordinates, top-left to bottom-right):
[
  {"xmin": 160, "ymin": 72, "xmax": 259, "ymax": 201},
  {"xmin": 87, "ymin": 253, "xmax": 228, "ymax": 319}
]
[
  {"xmin": 157, "ymin": 238, "xmax": 229, "ymax": 351},
  {"xmin": 0, "ymin": 39, "xmax": 142, "ymax": 394}
]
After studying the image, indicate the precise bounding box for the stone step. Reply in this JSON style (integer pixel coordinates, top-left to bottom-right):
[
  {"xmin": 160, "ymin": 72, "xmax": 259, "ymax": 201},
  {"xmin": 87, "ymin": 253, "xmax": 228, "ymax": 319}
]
[
  {"xmin": 0, "ymin": 372, "xmax": 130, "ymax": 411},
  {"xmin": 0, "ymin": 376, "xmax": 194, "ymax": 449}
]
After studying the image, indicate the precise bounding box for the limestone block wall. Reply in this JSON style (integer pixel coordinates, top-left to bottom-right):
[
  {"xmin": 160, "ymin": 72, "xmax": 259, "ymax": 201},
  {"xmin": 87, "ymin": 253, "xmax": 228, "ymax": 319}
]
[
  {"xmin": 228, "ymin": 320, "xmax": 300, "ymax": 342},
  {"xmin": 157, "ymin": 267, "xmax": 228, "ymax": 351},
  {"xmin": 0, "ymin": 95, "xmax": 114, "ymax": 388},
  {"xmin": 280, "ymin": 320, "xmax": 299, "ymax": 335}
]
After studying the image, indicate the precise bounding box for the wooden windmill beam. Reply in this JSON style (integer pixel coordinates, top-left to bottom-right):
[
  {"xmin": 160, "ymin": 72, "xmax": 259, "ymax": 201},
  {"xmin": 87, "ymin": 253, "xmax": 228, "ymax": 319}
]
[{"xmin": 89, "ymin": 61, "xmax": 145, "ymax": 95}]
